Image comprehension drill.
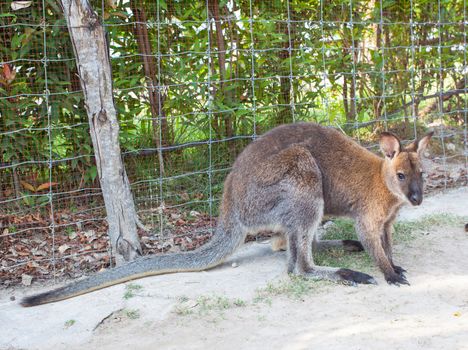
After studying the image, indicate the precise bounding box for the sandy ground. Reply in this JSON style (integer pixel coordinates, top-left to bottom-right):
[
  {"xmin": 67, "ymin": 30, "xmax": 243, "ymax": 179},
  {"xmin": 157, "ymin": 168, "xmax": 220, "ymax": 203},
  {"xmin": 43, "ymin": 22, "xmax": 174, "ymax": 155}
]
[{"xmin": 1, "ymin": 187, "xmax": 467, "ymax": 350}]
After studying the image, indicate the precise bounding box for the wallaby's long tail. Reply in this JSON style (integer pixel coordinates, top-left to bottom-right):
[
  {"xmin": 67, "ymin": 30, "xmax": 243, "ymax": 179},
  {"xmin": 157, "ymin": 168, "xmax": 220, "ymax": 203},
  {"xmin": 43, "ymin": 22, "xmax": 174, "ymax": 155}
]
[{"xmin": 21, "ymin": 227, "xmax": 243, "ymax": 307}]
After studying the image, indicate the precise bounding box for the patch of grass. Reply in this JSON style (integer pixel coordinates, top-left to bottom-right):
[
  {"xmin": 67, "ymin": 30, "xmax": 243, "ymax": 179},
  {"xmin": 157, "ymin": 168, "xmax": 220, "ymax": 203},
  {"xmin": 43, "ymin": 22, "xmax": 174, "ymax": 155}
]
[
  {"xmin": 174, "ymin": 295, "xmax": 247, "ymax": 317},
  {"xmin": 321, "ymin": 218, "xmax": 357, "ymax": 241},
  {"xmin": 123, "ymin": 283, "xmax": 143, "ymax": 300},
  {"xmin": 394, "ymin": 214, "xmax": 467, "ymax": 241},
  {"xmin": 256, "ymin": 275, "xmax": 329, "ymax": 302},
  {"xmin": 253, "ymin": 295, "xmax": 272, "ymax": 306},
  {"xmin": 197, "ymin": 295, "xmax": 232, "ymax": 313},
  {"xmin": 173, "ymin": 295, "xmax": 198, "ymax": 315},
  {"xmin": 233, "ymin": 298, "xmax": 246, "ymax": 307},
  {"xmin": 315, "ymin": 249, "xmax": 373, "ymax": 272},
  {"xmin": 316, "ymin": 218, "xmax": 372, "ymax": 272},
  {"xmin": 64, "ymin": 319, "xmax": 76, "ymax": 328},
  {"xmin": 174, "ymin": 304, "xmax": 195, "ymax": 316},
  {"xmin": 124, "ymin": 308, "xmax": 140, "ymax": 320}
]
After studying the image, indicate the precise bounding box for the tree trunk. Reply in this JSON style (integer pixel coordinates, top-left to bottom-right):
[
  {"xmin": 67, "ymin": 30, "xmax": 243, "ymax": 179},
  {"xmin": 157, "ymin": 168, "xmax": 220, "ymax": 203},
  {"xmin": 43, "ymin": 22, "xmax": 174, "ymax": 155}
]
[
  {"xmin": 130, "ymin": 0, "xmax": 170, "ymax": 152},
  {"xmin": 208, "ymin": 0, "xmax": 235, "ymax": 157},
  {"xmin": 61, "ymin": 0, "xmax": 142, "ymax": 265},
  {"xmin": 276, "ymin": 19, "xmax": 295, "ymax": 125},
  {"xmin": 373, "ymin": 10, "xmax": 383, "ymax": 120},
  {"xmin": 349, "ymin": 33, "xmax": 359, "ymax": 121},
  {"xmin": 343, "ymin": 74, "xmax": 349, "ymax": 118}
]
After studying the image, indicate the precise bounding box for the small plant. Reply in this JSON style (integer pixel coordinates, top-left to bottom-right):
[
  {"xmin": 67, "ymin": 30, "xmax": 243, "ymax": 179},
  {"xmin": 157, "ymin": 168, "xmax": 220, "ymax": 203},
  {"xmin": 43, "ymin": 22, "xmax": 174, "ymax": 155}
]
[
  {"xmin": 124, "ymin": 309, "xmax": 140, "ymax": 320},
  {"xmin": 177, "ymin": 295, "xmax": 189, "ymax": 303},
  {"xmin": 174, "ymin": 298, "xmax": 197, "ymax": 316},
  {"xmin": 64, "ymin": 319, "xmax": 76, "ymax": 328},
  {"xmin": 64, "ymin": 226, "xmax": 75, "ymax": 237},
  {"xmin": 123, "ymin": 283, "xmax": 143, "ymax": 300},
  {"xmin": 253, "ymin": 295, "xmax": 272, "ymax": 306},
  {"xmin": 233, "ymin": 298, "xmax": 246, "ymax": 307},
  {"xmin": 19, "ymin": 179, "xmax": 59, "ymax": 207}
]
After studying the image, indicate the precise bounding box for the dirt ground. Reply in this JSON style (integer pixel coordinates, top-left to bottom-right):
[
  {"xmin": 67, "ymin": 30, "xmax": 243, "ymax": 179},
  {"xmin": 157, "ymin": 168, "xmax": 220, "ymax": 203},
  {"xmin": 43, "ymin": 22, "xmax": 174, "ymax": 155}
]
[{"xmin": 1, "ymin": 187, "xmax": 467, "ymax": 350}]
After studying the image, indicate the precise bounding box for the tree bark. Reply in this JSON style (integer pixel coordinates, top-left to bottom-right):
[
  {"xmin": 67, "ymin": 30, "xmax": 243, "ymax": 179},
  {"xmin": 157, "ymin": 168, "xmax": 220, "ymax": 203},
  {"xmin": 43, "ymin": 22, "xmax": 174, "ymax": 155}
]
[
  {"xmin": 61, "ymin": 0, "xmax": 142, "ymax": 265},
  {"xmin": 130, "ymin": 0, "xmax": 170, "ymax": 152},
  {"xmin": 373, "ymin": 9, "xmax": 383, "ymax": 120},
  {"xmin": 208, "ymin": 0, "xmax": 236, "ymax": 158},
  {"xmin": 276, "ymin": 18, "xmax": 295, "ymax": 125},
  {"xmin": 343, "ymin": 73, "xmax": 349, "ymax": 118}
]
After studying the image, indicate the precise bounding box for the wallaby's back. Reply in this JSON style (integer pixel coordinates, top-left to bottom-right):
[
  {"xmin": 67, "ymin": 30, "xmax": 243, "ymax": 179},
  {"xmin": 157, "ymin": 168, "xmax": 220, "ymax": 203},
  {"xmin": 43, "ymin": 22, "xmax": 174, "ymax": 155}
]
[{"xmin": 231, "ymin": 123, "xmax": 384, "ymax": 216}]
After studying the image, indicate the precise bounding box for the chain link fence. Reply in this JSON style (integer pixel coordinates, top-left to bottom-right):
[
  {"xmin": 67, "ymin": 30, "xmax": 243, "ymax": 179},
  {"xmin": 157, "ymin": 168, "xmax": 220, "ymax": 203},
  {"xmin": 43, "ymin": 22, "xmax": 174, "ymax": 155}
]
[{"xmin": 1, "ymin": 0, "xmax": 467, "ymax": 286}]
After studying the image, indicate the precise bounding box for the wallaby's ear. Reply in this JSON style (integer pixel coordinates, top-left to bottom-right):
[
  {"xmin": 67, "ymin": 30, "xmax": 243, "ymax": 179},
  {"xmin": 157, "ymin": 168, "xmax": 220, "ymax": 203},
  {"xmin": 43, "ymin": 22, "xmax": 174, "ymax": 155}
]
[
  {"xmin": 404, "ymin": 140, "xmax": 418, "ymax": 152},
  {"xmin": 416, "ymin": 131, "xmax": 433, "ymax": 155},
  {"xmin": 380, "ymin": 132, "xmax": 401, "ymax": 159},
  {"xmin": 404, "ymin": 131, "xmax": 434, "ymax": 154}
]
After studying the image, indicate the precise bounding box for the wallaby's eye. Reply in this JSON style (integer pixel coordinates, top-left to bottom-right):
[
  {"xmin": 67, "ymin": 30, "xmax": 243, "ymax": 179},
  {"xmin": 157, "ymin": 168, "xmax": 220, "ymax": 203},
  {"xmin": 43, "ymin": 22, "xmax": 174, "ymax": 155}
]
[{"xmin": 397, "ymin": 173, "xmax": 406, "ymax": 181}]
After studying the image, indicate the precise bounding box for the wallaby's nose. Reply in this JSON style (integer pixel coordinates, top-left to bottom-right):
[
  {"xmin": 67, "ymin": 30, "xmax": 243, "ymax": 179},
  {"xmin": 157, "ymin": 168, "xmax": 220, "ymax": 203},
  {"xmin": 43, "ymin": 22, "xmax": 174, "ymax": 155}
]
[{"xmin": 410, "ymin": 192, "xmax": 422, "ymax": 205}]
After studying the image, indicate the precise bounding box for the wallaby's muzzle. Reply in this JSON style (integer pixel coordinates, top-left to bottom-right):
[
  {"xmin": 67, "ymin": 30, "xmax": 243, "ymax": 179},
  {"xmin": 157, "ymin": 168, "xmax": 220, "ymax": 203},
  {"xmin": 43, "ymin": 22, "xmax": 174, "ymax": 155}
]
[{"xmin": 409, "ymin": 191, "xmax": 422, "ymax": 206}]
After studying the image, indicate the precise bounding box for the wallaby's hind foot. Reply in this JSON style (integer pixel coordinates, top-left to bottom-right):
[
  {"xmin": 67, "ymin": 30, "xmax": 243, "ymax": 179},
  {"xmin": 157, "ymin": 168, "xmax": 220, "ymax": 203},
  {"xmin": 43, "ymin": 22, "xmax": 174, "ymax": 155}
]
[
  {"xmin": 335, "ymin": 268, "xmax": 377, "ymax": 285},
  {"xmin": 342, "ymin": 240, "xmax": 364, "ymax": 252},
  {"xmin": 273, "ymin": 237, "xmax": 365, "ymax": 253},
  {"xmin": 315, "ymin": 239, "xmax": 364, "ymax": 252}
]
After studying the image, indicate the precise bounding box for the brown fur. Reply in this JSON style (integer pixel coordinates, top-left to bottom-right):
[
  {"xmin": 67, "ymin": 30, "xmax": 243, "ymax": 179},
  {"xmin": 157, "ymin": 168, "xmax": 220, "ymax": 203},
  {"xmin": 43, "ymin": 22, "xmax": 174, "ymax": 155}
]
[
  {"xmin": 21, "ymin": 123, "xmax": 432, "ymax": 307},
  {"xmin": 223, "ymin": 123, "xmax": 432, "ymax": 285}
]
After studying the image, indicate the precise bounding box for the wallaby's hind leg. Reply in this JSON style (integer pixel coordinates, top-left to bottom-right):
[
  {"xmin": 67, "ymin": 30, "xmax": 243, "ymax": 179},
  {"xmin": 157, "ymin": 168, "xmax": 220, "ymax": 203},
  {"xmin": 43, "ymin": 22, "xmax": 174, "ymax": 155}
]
[
  {"xmin": 269, "ymin": 145, "xmax": 375, "ymax": 285},
  {"xmin": 289, "ymin": 225, "xmax": 375, "ymax": 284}
]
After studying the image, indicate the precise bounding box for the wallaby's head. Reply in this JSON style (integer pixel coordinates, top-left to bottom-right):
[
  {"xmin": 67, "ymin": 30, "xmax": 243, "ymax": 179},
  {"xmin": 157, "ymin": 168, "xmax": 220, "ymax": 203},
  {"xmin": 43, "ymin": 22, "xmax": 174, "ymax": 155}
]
[{"xmin": 380, "ymin": 131, "xmax": 433, "ymax": 206}]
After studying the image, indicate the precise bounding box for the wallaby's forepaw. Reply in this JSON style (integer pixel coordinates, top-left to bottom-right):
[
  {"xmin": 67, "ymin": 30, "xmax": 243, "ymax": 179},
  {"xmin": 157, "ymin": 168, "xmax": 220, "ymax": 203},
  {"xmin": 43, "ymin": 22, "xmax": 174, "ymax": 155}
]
[
  {"xmin": 385, "ymin": 272, "xmax": 410, "ymax": 286},
  {"xmin": 336, "ymin": 268, "xmax": 377, "ymax": 285},
  {"xmin": 393, "ymin": 265, "xmax": 407, "ymax": 277},
  {"xmin": 342, "ymin": 240, "xmax": 365, "ymax": 252}
]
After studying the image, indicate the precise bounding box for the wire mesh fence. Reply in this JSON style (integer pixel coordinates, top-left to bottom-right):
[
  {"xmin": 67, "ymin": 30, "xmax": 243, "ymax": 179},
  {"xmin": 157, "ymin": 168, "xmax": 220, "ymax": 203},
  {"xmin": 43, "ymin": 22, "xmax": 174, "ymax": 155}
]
[{"xmin": 1, "ymin": 0, "xmax": 467, "ymax": 286}]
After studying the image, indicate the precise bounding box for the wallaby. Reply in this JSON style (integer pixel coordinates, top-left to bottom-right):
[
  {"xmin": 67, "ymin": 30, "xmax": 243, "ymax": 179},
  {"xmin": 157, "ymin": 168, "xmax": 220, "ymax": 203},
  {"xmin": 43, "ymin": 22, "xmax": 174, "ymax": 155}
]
[{"xmin": 21, "ymin": 123, "xmax": 433, "ymax": 307}]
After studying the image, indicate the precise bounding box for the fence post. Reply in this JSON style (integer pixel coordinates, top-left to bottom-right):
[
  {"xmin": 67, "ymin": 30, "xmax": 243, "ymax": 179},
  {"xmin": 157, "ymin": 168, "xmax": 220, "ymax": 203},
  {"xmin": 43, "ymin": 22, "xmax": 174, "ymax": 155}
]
[{"xmin": 60, "ymin": 0, "xmax": 142, "ymax": 265}]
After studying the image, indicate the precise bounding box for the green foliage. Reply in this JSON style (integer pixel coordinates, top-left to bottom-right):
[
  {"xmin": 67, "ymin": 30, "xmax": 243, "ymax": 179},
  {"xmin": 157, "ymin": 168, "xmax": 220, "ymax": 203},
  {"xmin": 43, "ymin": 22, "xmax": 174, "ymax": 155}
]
[
  {"xmin": 123, "ymin": 283, "xmax": 143, "ymax": 299},
  {"xmin": 1, "ymin": 0, "xmax": 466, "ymax": 213}
]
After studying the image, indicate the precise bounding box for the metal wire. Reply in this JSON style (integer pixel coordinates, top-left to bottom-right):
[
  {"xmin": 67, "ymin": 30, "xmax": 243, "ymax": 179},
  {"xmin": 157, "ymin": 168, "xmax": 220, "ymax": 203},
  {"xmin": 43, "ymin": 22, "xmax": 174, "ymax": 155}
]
[{"xmin": 0, "ymin": 0, "xmax": 466, "ymax": 285}]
